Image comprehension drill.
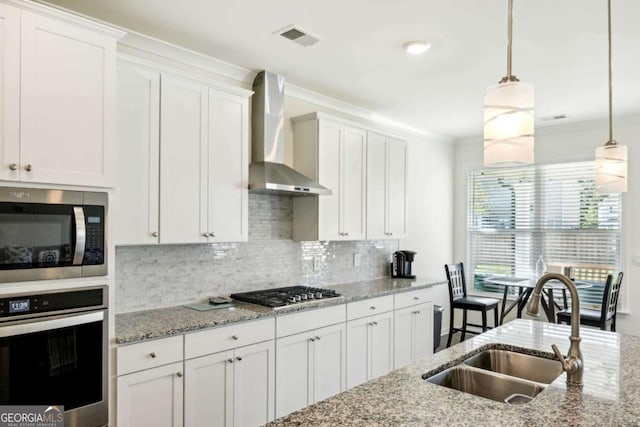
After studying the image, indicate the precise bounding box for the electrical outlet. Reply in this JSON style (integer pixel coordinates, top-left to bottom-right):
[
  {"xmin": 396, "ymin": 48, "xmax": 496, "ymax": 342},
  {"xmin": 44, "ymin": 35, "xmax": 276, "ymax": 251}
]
[
  {"xmin": 313, "ymin": 256, "xmax": 321, "ymax": 272},
  {"xmin": 353, "ymin": 253, "xmax": 361, "ymax": 267}
]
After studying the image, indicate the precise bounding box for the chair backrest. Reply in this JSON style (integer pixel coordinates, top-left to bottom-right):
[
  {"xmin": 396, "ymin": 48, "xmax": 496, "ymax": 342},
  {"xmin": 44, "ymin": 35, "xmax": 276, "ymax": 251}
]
[
  {"xmin": 445, "ymin": 263, "xmax": 467, "ymax": 302},
  {"xmin": 601, "ymin": 272, "xmax": 624, "ymax": 322}
]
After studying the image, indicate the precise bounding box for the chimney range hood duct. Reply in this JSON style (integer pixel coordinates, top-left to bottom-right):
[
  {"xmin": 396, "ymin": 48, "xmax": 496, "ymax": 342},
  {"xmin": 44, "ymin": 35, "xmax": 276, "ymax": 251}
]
[{"xmin": 249, "ymin": 71, "xmax": 331, "ymax": 196}]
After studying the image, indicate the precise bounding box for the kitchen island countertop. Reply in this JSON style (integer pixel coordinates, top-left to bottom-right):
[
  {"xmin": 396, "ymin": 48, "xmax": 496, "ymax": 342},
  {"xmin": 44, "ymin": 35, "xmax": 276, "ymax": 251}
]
[
  {"xmin": 115, "ymin": 276, "xmax": 445, "ymax": 344},
  {"xmin": 268, "ymin": 319, "xmax": 640, "ymax": 426}
]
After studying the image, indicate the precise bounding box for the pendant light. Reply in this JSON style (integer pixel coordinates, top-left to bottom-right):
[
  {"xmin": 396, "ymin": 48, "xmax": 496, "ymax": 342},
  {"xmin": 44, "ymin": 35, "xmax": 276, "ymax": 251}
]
[
  {"xmin": 595, "ymin": 0, "xmax": 628, "ymax": 193},
  {"xmin": 484, "ymin": 0, "xmax": 534, "ymax": 167}
]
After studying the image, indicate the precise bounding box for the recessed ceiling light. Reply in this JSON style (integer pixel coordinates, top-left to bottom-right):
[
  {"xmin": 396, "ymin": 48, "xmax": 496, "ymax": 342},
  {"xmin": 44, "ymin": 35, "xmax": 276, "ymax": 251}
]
[{"xmin": 403, "ymin": 41, "xmax": 431, "ymax": 55}]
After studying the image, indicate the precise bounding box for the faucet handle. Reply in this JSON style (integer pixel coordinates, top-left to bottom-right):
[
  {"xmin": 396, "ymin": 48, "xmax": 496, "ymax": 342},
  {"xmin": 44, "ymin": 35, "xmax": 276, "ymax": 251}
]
[{"xmin": 551, "ymin": 344, "xmax": 569, "ymax": 371}]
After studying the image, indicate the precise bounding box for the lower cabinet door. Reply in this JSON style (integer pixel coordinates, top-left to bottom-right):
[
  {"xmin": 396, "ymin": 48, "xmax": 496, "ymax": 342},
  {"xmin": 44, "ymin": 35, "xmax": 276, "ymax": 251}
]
[
  {"xmin": 117, "ymin": 362, "xmax": 184, "ymax": 427},
  {"xmin": 369, "ymin": 311, "xmax": 393, "ymax": 380},
  {"xmin": 346, "ymin": 317, "xmax": 370, "ymax": 389},
  {"xmin": 275, "ymin": 332, "xmax": 312, "ymax": 419},
  {"xmin": 233, "ymin": 341, "xmax": 275, "ymax": 427},
  {"xmin": 184, "ymin": 350, "xmax": 233, "ymax": 427},
  {"xmin": 393, "ymin": 306, "xmax": 414, "ymax": 369},
  {"xmin": 412, "ymin": 302, "xmax": 433, "ymax": 361},
  {"xmin": 311, "ymin": 322, "xmax": 346, "ymax": 404}
]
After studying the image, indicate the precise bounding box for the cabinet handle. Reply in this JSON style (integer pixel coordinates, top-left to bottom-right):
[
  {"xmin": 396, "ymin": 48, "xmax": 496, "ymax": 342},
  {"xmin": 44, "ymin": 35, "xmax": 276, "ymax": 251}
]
[
  {"xmin": 315, "ymin": 336, "xmax": 321, "ymax": 341},
  {"xmin": 236, "ymin": 356, "xmax": 242, "ymax": 361},
  {"xmin": 149, "ymin": 352, "xmax": 156, "ymax": 358},
  {"xmin": 344, "ymin": 232, "xmax": 349, "ymax": 236},
  {"xmin": 370, "ymin": 306, "xmax": 376, "ymax": 310},
  {"xmin": 151, "ymin": 232, "xmax": 158, "ymax": 237},
  {"xmin": 416, "ymin": 310, "xmax": 421, "ymax": 314},
  {"xmin": 232, "ymin": 335, "xmax": 239, "ymax": 340},
  {"xmin": 203, "ymin": 232, "xmax": 209, "ymax": 237},
  {"xmin": 389, "ymin": 232, "xmax": 393, "ymax": 236},
  {"xmin": 176, "ymin": 372, "xmax": 183, "ymax": 378},
  {"xmin": 8, "ymin": 163, "xmax": 17, "ymax": 171},
  {"xmin": 210, "ymin": 232, "xmax": 215, "ymax": 238},
  {"xmin": 25, "ymin": 164, "xmax": 32, "ymax": 172},
  {"xmin": 413, "ymin": 296, "xmax": 419, "ymax": 300},
  {"xmin": 372, "ymin": 321, "xmax": 378, "ymax": 326},
  {"xmin": 227, "ymin": 358, "xmax": 234, "ymax": 364},
  {"xmin": 310, "ymin": 337, "xmax": 316, "ymax": 342}
]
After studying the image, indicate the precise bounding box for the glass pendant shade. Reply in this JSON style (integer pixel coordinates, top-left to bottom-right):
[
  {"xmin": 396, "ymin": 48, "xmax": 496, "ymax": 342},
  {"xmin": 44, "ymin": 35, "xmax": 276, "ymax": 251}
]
[
  {"xmin": 484, "ymin": 81, "xmax": 534, "ymax": 167},
  {"xmin": 595, "ymin": 143, "xmax": 627, "ymax": 193}
]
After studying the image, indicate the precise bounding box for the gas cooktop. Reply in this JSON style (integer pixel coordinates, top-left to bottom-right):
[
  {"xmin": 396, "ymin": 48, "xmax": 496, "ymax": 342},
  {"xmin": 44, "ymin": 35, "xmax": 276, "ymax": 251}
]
[{"xmin": 230, "ymin": 286, "xmax": 341, "ymax": 308}]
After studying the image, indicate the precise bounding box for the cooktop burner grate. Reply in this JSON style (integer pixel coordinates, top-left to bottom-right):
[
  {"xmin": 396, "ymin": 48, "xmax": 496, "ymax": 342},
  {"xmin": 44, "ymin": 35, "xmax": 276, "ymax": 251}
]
[{"xmin": 230, "ymin": 285, "xmax": 341, "ymax": 308}]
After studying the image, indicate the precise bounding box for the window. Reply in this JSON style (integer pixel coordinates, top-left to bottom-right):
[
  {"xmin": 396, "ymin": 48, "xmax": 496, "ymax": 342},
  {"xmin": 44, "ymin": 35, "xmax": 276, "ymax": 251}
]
[{"xmin": 467, "ymin": 161, "xmax": 621, "ymax": 307}]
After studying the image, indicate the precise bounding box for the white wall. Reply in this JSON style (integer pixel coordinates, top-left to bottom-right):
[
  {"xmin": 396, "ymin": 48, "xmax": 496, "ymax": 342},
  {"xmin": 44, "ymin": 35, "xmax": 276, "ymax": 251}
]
[{"xmin": 453, "ymin": 114, "xmax": 640, "ymax": 336}]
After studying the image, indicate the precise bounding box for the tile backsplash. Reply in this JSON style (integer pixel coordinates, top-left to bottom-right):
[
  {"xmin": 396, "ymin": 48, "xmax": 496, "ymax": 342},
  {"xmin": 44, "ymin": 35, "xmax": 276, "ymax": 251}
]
[{"xmin": 115, "ymin": 194, "xmax": 398, "ymax": 313}]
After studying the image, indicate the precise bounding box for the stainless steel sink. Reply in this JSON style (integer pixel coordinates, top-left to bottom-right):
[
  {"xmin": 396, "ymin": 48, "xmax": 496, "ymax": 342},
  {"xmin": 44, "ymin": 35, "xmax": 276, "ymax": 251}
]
[
  {"xmin": 463, "ymin": 349, "xmax": 563, "ymax": 384},
  {"xmin": 426, "ymin": 366, "xmax": 546, "ymax": 404}
]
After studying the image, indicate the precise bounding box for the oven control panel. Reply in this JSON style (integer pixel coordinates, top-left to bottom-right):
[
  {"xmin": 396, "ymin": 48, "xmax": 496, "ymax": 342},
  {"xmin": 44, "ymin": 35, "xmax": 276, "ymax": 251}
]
[{"xmin": 0, "ymin": 287, "xmax": 104, "ymax": 318}]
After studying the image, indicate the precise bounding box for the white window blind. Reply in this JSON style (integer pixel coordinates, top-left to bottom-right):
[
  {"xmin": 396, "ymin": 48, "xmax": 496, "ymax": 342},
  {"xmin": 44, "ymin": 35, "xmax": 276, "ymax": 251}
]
[{"xmin": 467, "ymin": 161, "xmax": 621, "ymax": 307}]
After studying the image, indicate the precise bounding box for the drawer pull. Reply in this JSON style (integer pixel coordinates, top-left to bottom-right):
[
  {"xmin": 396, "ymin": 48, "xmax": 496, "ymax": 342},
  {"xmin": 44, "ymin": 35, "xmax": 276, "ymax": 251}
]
[
  {"xmin": 25, "ymin": 164, "xmax": 32, "ymax": 172},
  {"xmin": 9, "ymin": 163, "xmax": 17, "ymax": 171},
  {"xmin": 236, "ymin": 356, "xmax": 242, "ymax": 361},
  {"xmin": 149, "ymin": 352, "xmax": 157, "ymax": 358},
  {"xmin": 227, "ymin": 358, "xmax": 234, "ymax": 364},
  {"xmin": 310, "ymin": 337, "xmax": 316, "ymax": 342},
  {"xmin": 176, "ymin": 372, "xmax": 183, "ymax": 378},
  {"xmin": 232, "ymin": 335, "xmax": 239, "ymax": 340}
]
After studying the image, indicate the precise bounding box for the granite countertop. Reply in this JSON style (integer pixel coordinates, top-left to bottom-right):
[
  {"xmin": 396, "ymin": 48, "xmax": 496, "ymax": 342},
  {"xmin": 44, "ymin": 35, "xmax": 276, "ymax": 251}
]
[
  {"xmin": 268, "ymin": 319, "xmax": 640, "ymax": 426},
  {"xmin": 115, "ymin": 276, "xmax": 446, "ymax": 344}
]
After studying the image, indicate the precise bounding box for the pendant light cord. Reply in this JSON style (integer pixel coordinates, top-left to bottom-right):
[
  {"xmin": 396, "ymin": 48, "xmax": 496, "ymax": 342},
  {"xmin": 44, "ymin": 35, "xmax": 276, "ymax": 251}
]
[
  {"xmin": 507, "ymin": 0, "xmax": 513, "ymax": 79},
  {"xmin": 608, "ymin": 0, "xmax": 614, "ymax": 143}
]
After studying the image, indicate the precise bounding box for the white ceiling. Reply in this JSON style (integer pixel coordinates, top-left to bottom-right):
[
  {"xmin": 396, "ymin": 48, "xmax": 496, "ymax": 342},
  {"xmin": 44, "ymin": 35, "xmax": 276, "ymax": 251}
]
[{"xmin": 44, "ymin": 0, "xmax": 640, "ymax": 139}]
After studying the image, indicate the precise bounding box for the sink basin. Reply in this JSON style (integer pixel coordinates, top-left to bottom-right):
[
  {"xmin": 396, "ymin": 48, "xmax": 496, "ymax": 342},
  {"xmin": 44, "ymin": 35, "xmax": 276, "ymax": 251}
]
[
  {"xmin": 426, "ymin": 366, "xmax": 545, "ymax": 404},
  {"xmin": 463, "ymin": 349, "xmax": 563, "ymax": 384}
]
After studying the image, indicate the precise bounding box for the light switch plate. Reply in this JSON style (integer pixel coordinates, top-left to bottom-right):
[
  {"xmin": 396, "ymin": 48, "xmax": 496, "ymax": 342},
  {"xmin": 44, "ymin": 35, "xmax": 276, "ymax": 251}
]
[
  {"xmin": 353, "ymin": 253, "xmax": 361, "ymax": 267},
  {"xmin": 313, "ymin": 256, "xmax": 321, "ymax": 271}
]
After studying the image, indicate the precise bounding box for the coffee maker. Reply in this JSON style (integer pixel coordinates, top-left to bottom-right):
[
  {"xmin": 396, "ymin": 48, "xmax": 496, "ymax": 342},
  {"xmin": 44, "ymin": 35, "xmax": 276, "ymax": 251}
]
[{"xmin": 391, "ymin": 250, "xmax": 417, "ymax": 279}]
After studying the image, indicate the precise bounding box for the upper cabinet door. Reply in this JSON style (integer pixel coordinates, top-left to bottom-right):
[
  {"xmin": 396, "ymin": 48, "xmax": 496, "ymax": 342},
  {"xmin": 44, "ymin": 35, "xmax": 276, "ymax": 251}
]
[
  {"xmin": 387, "ymin": 139, "xmax": 408, "ymax": 238},
  {"xmin": 207, "ymin": 90, "xmax": 248, "ymax": 242},
  {"xmin": 114, "ymin": 62, "xmax": 160, "ymax": 245},
  {"xmin": 317, "ymin": 120, "xmax": 343, "ymax": 241},
  {"xmin": 341, "ymin": 127, "xmax": 366, "ymax": 240},
  {"xmin": 0, "ymin": 4, "xmax": 20, "ymax": 182},
  {"xmin": 20, "ymin": 11, "xmax": 116, "ymax": 187},
  {"xmin": 160, "ymin": 74, "xmax": 208, "ymax": 244},
  {"xmin": 365, "ymin": 132, "xmax": 388, "ymax": 240}
]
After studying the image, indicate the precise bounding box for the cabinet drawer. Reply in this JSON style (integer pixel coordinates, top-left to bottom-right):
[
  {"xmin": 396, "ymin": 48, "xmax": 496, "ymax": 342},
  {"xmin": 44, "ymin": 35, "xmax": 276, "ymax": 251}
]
[
  {"xmin": 185, "ymin": 317, "xmax": 275, "ymax": 359},
  {"xmin": 117, "ymin": 335, "xmax": 183, "ymax": 376},
  {"xmin": 346, "ymin": 295, "xmax": 394, "ymax": 321},
  {"xmin": 276, "ymin": 304, "xmax": 346, "ymax": 338},
  {"xmin": 394, "ymin": 288, "xmax": 433, "ymax": 310}
]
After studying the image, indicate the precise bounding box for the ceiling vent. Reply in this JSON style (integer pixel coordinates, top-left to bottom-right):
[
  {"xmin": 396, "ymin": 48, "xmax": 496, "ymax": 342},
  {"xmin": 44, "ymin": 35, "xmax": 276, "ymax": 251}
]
[{"xmin": 277, "ymin": 25, "xmax": 320, "ymax": 47}]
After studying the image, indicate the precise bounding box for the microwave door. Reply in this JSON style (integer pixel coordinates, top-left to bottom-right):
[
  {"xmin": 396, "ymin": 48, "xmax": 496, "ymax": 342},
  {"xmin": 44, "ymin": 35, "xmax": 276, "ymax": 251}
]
[{"xmin": 72, "ymin": 207, "xmax": 86, "ymax": 266}]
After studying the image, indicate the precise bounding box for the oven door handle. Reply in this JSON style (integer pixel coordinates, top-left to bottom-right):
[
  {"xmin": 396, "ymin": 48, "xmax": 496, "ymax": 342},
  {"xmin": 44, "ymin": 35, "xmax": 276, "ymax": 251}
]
[
  {"xmin": 0, "ymin": 311, "xmax": 104, "ymax": 338},
  {"xmin": 73, "ymin": 206, "xmax": 86, "ymax": 265}
]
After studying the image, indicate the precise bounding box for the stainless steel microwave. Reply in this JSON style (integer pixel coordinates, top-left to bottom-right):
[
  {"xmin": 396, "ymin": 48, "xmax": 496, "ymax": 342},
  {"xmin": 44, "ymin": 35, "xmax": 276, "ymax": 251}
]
[{"xmin": 0, "ymin": 188, "xmax": 107, "ymax": 283}]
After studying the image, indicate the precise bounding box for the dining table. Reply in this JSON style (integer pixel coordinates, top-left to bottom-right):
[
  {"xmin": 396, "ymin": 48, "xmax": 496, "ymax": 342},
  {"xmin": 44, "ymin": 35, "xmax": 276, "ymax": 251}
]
[{"xmin": 484, "ymin": 276, "xmax": 593, "ymax": 325}]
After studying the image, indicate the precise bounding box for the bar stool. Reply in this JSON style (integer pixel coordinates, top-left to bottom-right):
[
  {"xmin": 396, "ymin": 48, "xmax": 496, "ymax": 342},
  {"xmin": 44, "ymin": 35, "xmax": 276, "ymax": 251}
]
[{"xmin": 445, "ymin": 262, "xmax": 501, "ymax": 347}]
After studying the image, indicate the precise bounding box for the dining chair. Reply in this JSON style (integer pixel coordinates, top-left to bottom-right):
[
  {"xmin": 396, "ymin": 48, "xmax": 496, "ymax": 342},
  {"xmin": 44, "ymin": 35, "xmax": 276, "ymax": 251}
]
[
  {"xmin": 444, "ymin": 262, "xmax": 501, "ymax": 347},
  {"xmin": 556, "ymin": 272, "xmax": 623, "ymax": 331}
]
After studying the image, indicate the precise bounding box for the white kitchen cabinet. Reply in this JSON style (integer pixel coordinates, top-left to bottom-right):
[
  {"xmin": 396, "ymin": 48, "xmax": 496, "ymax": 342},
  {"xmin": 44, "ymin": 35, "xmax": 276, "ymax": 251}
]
[
  {"xmin": 346, "ymin": 310, "xmax": 394, "ymax": 388},
  {"xmin": 366, "ymin": 131, "xmax": 408, "ymax": 240},
  {"xmin": 0, "ymin": 3, "xmax": 20, "ymax": 182},
  {"xmin": 275, "ymin": 322, "xmax": 346, "ymax": 419},
  {"xmin": 114, "ymin": 61, "xmax": 160, "ymax": 245},
  {"xmin": 19, "ymin": 11, "xmax": 118, "ymax": 187},
  {"xmin": 0, "ymin": 3, "xmax": 120, "ymax": 186},
  {"xmin": 158, "ymin": 73, "xmax": 249, "ymax": 244},
  {"xmin": 117, "ymin": 336, "xmax": 184, "ymax": 427},
  {"xmin": 292, "ymin": 113, "xmax": 366, "ymax": 241},
  {"xmin": 184, "ymin": 340, "xmax": 275, "ymax": 427},
  {"xmin": 117, "ymin": 362, "xmax": 184, "ymax": 427},
  {"xmin": 394, "ymin": 302, "xmax": 433, "ymax": 369}
]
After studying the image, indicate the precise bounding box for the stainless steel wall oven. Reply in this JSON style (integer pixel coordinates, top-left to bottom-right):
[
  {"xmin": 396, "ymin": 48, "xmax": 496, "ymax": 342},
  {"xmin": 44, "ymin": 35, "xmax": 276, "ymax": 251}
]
[
  {"xmin": 0, "ymin": 286, "xmax": 108, "ymax": 427},
  {"xmin": 0, "ymin": 188, "xmax": 107, "ymax": 283}
]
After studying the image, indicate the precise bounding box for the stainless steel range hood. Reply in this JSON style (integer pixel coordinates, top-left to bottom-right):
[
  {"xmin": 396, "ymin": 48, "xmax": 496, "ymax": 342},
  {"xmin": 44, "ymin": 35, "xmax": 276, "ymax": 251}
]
[{"xmin": 249, "ymin": 71, "xmax": 331, "ymax": 196}]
